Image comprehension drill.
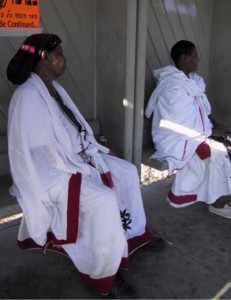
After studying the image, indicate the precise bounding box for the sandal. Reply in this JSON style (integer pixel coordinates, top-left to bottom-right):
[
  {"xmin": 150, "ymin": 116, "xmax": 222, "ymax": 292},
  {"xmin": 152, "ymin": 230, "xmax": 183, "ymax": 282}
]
[
  {"xmin": 142, "ymin": 236, "xmax": 166, "ymax": 252},
  {"xmin": 109, "ymin": 272, "xmax": 137, "ymax": 299}
]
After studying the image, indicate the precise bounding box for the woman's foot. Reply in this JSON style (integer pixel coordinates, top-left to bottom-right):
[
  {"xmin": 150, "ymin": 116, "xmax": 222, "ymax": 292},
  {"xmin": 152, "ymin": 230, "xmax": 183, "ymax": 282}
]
[
  {"xmin": 209, "ymin": 199, "xmax": 231, "ymax": 218},
  {"xmin": 109, "ymin": 272, "xmax": 137, "ymax": 299},
  {"xmin": 211, "ymin": 197, "xmax": 227, "ymax": 208},
  {"xmin": 141, "ymin": 236, "xmax": 166, "ymax": 252}
]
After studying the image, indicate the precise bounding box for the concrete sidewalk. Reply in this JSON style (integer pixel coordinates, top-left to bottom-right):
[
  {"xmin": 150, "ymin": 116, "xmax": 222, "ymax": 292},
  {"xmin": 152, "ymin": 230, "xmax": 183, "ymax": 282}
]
[{"xmin": 0, "ymin": 175, "xmax": 231, "ymax": 299}]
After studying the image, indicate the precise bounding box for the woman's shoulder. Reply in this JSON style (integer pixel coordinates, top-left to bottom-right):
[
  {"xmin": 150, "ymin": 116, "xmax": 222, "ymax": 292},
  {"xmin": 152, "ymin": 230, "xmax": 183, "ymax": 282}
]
[
  {"xmin": 14, "ymin": 79, "xmax": 37, "ymax": 95},
  {"xmin": 189, "ymin": 72, "xmax": 206, "ymax": 90},
  {"xmin": 11, "ymin": 81, "xmax": 44, "ymax": 110}
]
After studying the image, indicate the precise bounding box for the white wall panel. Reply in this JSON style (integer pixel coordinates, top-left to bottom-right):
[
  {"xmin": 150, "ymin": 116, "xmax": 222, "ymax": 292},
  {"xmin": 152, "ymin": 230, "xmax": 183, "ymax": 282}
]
[{"xmin": 208, "ymin": 0, "xmax": 231, "ymax": 127}]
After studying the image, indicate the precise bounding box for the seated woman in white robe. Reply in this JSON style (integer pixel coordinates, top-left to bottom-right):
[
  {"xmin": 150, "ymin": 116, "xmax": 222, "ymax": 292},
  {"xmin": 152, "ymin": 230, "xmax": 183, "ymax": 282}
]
[
  {"xmin": 145, "ymin": 40, "xmax": 231, "ymax": 219},
  {"xmin": 7, "ymin": 33, "xmax": 165, "ymax": 299}
]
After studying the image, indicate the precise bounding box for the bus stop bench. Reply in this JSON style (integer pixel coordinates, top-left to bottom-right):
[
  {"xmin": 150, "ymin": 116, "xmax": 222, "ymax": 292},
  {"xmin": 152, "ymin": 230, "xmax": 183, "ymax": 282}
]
[
  {"xmin": 145, "ymin": 158, "xmax": 169, "ymax": 171},
  {"xmin": 142, "ymin": 145, "xmax": 169, "ymax": 171}
]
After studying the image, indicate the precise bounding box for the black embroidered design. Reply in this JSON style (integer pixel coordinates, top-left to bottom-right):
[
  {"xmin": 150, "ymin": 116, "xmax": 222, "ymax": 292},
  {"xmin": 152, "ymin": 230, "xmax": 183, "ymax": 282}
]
[{"xmin": 120, "ymin": 209, "xmax": 132, "ymax": 231}]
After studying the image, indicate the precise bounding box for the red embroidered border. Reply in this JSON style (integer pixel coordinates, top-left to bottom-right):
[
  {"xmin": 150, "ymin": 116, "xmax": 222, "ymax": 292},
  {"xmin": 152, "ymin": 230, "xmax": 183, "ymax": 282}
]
[
  {"xmin": 17, "ymin": 227, "xmax": 152, "ymax": 294},
  {"xmin": 168, "ymin": 190, "xmax": 197, "ymax": 205}
]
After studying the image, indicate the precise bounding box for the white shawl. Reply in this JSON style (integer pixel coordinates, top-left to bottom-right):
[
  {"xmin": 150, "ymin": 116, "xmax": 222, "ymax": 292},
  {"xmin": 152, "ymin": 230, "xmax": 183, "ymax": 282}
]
[
  {"xmin": 8, "ymin": 73, "xmax": 110, "ymax": 245},
  {"xmin": 145, "ymin": 66, "xmax": 212, "ymax": 174}
]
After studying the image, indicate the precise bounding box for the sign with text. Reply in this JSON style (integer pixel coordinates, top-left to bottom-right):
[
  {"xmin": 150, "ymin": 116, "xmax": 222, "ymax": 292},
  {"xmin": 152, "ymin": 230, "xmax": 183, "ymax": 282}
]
[{"xmin": 0, "ymin": 0, "xmax": 40, "ymax": 32}]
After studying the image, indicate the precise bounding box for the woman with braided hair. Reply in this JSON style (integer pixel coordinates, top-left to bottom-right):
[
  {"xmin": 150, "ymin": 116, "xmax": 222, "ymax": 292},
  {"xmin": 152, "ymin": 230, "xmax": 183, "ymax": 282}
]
[{"xmin": 7, "ymin": 33, "xmax": 165, "ymax": 298}]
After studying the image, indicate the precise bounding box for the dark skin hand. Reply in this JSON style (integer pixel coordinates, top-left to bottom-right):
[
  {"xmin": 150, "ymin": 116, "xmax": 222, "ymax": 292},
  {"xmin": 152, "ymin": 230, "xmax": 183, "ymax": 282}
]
[{"xmin": 209, "ymin": 115, "xmax": 231, "ymax": 137}]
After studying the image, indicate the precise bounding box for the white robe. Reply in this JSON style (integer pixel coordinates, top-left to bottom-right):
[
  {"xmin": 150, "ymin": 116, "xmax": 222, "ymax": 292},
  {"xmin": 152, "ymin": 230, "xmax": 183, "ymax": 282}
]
[
  {"xmin": 145, "ymin": 66, "xmax": 231, "ymax": 206},
  {"xmin": 8, "ymin": 73, "xmax": 151, "ymax": 294}
]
